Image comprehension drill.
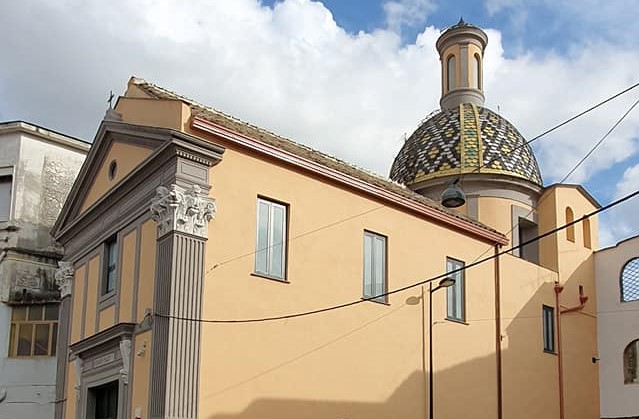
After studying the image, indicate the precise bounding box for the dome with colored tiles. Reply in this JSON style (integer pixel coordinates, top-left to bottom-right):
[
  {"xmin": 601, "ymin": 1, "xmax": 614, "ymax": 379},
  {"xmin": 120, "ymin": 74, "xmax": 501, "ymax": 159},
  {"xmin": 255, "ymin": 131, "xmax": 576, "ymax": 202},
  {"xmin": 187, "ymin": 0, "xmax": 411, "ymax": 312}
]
[{"xmin": 389, "ymin": 103, "xmax": 542, "ymax": 186}]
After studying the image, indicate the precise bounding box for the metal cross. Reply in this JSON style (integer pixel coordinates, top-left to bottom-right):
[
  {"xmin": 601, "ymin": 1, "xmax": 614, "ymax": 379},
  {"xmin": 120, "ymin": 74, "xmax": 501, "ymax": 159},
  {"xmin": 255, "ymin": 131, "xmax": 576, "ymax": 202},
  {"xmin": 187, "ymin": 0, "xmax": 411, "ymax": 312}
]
[{"xmin": 107, "ymin": 90, "xmax": 115, "ymax": 109}]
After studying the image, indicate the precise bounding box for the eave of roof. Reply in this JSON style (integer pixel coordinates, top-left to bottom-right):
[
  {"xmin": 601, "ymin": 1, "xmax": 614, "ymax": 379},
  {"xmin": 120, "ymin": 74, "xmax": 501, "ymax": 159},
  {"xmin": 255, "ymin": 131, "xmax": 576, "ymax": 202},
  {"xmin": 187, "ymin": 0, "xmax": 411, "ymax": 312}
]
[
  {"xmin": 0, "ymin": 120, "xmax": 91, "ymax": 151},
  {"xmin": 128, "ymin": 77, "xmax": 508, "ymax": 245}
]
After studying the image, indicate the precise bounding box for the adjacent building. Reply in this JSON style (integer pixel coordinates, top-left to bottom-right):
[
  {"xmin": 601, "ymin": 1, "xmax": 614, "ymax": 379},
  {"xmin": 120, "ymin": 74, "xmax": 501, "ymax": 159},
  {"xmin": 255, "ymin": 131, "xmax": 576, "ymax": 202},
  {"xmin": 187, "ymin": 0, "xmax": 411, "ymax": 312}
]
[
  {"xmin": 53, "ymin": 22, "xmax": 601, "ymax": 419},
  {"xmin": 596, "ymin": 234, "xmax": 639, "ymax": 419},
  {"xmin": 0, "ymin": 121, "xmax": 88, "ymax": 419}
]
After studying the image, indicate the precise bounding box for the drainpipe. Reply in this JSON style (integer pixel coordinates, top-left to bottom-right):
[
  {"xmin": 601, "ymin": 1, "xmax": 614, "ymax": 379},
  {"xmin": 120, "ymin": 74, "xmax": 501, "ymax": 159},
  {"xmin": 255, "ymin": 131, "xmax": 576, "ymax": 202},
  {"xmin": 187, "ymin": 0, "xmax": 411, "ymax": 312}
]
[
  {"xmin": 554, "ymin": 284, "xmax": 588, "ymax": 419},
  {"xmin": 494, "ymin": 245, "xmax": 503, "ymax": 419}
]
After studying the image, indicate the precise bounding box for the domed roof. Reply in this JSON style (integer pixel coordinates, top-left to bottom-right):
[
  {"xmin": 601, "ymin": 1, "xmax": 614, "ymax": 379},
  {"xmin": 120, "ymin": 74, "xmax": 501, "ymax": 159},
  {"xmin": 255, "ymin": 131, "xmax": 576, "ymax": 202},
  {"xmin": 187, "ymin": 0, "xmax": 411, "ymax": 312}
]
[{"xmin": 390, "ymin": 103, "xmax": 542, "ymax": 186}]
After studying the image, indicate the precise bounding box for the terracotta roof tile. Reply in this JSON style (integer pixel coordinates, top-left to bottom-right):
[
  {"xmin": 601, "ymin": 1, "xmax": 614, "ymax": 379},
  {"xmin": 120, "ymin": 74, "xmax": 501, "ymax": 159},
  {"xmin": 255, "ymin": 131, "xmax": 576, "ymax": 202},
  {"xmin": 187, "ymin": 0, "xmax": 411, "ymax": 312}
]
[{"xmin": 128, "ymin": 77, "xmax": 503, "ymax": 237}]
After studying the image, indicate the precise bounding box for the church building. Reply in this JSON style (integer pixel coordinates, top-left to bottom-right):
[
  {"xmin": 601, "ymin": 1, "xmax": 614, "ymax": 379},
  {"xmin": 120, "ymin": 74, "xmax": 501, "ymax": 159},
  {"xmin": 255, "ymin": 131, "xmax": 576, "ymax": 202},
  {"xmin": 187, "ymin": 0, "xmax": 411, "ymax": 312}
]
[{"xmin": 53, "ymin": 21, "xmax": 600, "ymax": 419}]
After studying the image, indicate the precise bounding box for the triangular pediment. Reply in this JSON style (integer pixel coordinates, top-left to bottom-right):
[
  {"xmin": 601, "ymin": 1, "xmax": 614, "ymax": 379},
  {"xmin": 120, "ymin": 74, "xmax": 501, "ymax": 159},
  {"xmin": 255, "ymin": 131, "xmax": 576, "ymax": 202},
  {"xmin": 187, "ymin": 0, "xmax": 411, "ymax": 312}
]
[{"xmin": 53, "ymin": 121, "xmax": 174, "ymax": 236}]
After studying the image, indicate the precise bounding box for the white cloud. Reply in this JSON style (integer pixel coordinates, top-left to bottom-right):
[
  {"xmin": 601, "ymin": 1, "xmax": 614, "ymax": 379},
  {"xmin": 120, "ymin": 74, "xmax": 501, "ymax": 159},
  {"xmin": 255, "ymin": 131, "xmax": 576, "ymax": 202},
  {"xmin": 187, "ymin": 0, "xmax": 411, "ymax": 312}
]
[
  {"xmin": 383, "ymin": 0, "xmax": 436, "ymax": 32},
  {"xmin": 0, "ymin": 0, "xmax": 638, "ymax": 243},
  {"xmin": 599, "ymin": 164, "xmax": 639, "ymax": 247}
]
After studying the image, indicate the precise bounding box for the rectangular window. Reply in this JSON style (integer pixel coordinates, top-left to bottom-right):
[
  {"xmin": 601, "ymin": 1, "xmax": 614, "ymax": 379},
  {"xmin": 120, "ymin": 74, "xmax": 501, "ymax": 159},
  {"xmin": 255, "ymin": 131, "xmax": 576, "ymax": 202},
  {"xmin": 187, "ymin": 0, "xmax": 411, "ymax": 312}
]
[
  {"xmin": 8, "ymin": 303, "xmax": 59, "ymax": 357},
  {"xmin": 254, "ymin": 198, "xmax": 287, "ymax": 280},
  {"xmin": 363, "ymin": 231, "xmax": 387, "ymax": 303},
  {"xmin": 543, "ymin": 305, "xmax": 555, "ymax": 353},
  {"xmin": 103, "ymin": 237, "xmax": 118, "ymax": 295},
  {"xmin": 446, "ymin": 258, "xmax": 465, "ymax": 321},
  {"xmin": 0, "ymin": 175, "xmax": 12, "ymax": 221}
]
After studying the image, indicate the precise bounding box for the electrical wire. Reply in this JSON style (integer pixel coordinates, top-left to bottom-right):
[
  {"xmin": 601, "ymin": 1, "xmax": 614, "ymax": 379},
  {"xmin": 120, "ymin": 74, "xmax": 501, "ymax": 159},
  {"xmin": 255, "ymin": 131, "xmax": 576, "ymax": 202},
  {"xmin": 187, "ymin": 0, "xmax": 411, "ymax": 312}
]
[
  {"xmin": 154, "ymin": 186, "xmax": 639, "ymax": 324},
  {"xmin": 476, "ymin": 81, "xmax": 639, "ymax": 174},
  {"xmin": 206, "ymin": 81, "xmax": 639, "ymax": 277},
  {"xmin": 468, "ymin": 92, "xmax": 639, "ymax": 263},
  {"xmin": 561, "ymin": 96, "xmax": 639, "ymax": 183}
]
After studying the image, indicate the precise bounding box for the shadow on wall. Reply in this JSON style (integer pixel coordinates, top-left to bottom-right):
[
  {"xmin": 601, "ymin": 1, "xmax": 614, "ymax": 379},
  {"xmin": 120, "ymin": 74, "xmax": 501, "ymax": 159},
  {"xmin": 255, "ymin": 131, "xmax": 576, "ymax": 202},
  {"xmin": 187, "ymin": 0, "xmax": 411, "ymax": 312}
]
[{"xmin": 203, "ymin": 258, "xmax": 599, "ymax": 419}]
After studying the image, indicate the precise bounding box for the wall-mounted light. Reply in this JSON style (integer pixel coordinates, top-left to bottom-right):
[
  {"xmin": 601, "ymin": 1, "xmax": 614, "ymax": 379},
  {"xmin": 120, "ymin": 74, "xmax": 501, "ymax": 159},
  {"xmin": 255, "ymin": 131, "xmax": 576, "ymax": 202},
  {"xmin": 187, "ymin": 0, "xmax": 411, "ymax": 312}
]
[{"xmin": 441, "ymin": 178, "xmax": 465, "ymax": 208}]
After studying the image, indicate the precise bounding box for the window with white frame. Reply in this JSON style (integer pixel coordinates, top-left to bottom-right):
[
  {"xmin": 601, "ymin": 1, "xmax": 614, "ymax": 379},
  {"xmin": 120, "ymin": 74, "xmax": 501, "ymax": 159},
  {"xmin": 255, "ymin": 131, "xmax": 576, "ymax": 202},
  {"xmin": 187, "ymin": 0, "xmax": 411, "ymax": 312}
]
[
  {"xmin": 9, "ymin": 304, "xmax": 59, "ymax": 357},
  {"xmin": 542, "ymin": 305, "xmax": 555, "ymax": 353},
  {"xmin": 363, "ymin": 231, "xmax": 387, "ymax": 303},
  {"xmin": 0, "ymin": 175, "xmax": 12, "ymax": 221},
  {"xmin": 446, "ymin": 257, "xmax": 465, "ymax": 321},
  {"xmin": 255, "ymin": 198, "xmax": 287, "ymax": 280}
]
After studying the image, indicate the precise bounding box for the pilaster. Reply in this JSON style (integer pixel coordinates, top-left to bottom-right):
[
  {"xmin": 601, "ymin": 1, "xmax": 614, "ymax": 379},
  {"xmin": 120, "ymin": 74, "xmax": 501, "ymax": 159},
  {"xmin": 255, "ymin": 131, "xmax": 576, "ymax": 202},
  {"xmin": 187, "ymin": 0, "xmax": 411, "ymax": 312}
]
[{"xmin": 149, "ymin": 183, "xmax": 214, "ymax": 419}]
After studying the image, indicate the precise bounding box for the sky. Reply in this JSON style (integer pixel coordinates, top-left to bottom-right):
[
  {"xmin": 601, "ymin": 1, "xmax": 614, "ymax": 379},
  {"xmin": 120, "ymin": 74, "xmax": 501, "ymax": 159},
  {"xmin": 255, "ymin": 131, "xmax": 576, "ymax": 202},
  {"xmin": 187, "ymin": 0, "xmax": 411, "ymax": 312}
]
[{"xmin": 1, "ymin": 0, "xmax": 638, "ymax": 246}]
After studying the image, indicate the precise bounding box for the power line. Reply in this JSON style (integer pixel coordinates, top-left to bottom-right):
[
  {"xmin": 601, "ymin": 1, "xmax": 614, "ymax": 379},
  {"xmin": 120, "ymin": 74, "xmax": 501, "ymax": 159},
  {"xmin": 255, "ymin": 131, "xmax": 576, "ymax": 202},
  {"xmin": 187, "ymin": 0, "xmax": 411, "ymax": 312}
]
[
  {"xmin": 561, "ymin": 96, "xmax": 639, "ymax": 183},
  {"xmin": 206, "ymin": 81, "xmax": 639, "ymax": 277},
  {"xmin": 476, "ymin": 81, "xmax": 639, "ymax": 174},
  {"xmin": 155, "ymin": 187, "xmax": 639, "ymax": 324},
  {"xmin": 468, "ymin": 93, "xmax": 639, "ymax": 263}
]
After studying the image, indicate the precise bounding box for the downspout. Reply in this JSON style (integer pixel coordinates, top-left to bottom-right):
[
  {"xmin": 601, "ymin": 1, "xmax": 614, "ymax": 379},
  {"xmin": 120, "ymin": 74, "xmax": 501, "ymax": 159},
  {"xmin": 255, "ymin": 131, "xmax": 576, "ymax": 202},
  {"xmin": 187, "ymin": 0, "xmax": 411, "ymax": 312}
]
[
  {"xmin": 554, "ymin": 284, "xmax": 588, "ymax": 419},
  {"xmin": 554, "ymin": 284, "xmax": 565, "ymax": 419},
  {"xmin": 494, "ymin": 245, "xmax": 503, "ymax": 419}
]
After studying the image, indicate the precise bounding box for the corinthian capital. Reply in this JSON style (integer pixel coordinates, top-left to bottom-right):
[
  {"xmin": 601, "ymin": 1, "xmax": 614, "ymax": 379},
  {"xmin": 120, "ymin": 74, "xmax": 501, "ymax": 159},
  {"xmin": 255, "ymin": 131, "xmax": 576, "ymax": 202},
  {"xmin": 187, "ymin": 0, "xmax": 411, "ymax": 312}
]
[
  {"xmin": 150, "ymin": 184, "xmax": 216, "ymax": 239},
  {"xmin": 55, "ymin": 261, "xmax": 74, "ymax": 298}
]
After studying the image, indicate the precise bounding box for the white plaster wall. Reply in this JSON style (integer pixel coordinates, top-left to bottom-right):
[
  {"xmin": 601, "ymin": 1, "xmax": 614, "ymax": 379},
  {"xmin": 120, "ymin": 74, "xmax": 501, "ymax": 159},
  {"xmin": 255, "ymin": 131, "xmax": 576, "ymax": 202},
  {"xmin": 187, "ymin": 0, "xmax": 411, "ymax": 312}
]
[
  {"xmin": 0, "ymin": 304, "xmax": 56, "ymax": 419},
  {"xmin": 15, "ymin": 133, "xmax": 86, "ymax": 226},
  {"xmin": 595, "ymin": 235, "xmax": 639, "ymax": 418}
]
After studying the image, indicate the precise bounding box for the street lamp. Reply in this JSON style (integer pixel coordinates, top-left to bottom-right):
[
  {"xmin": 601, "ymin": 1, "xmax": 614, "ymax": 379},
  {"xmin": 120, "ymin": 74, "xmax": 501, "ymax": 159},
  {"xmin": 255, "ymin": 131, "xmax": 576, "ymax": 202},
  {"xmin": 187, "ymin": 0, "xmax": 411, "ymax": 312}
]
[{"xmin": 429, "ymin": 277, "xmax": 455, "ymax": 419}]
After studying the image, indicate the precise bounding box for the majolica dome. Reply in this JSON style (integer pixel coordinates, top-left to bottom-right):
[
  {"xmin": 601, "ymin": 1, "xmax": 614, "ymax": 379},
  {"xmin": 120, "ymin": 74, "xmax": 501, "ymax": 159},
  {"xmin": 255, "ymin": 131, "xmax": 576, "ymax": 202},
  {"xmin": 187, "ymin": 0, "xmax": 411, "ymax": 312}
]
[{"xmin": 390, "ymin": 103, "xmax": 542, "ymax": 186}]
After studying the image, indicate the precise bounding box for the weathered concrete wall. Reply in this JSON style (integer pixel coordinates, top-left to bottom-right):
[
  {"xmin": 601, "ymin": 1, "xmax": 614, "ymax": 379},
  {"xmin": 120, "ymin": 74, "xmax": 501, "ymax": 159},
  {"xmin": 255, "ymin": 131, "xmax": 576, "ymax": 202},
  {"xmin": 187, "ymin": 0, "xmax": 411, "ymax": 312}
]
[
  {"xmin": 0, "ymin": 129, "xmax": 86, "ymax": 303},
  {"xmin": 0, "ymin": 122, "xmax": 88, "ymax": 419}
]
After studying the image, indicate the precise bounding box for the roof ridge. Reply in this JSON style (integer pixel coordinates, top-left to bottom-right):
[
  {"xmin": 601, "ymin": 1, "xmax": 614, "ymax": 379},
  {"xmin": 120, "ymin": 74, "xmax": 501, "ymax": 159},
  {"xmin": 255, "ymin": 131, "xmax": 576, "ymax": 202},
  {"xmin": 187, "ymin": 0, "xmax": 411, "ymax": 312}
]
[
  {"xmin": 128, "ymin": 76, "xmax": 505, "ymax": 238},
  {"xmin": 130, "ymin": 76, "xmax": 398, "ymax": 187}
]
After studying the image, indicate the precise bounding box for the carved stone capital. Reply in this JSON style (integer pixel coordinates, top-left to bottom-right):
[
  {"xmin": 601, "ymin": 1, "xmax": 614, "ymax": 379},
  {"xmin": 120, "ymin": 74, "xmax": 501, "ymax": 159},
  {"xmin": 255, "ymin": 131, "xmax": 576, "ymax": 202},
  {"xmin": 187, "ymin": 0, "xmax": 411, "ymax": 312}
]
[
  {"xmin": 55, "ymin": 261, "xmax": 74, "ymax": 298},
  {"xmin": 150, "ymin": 184, "xmax": 216, "ymax": 239}
]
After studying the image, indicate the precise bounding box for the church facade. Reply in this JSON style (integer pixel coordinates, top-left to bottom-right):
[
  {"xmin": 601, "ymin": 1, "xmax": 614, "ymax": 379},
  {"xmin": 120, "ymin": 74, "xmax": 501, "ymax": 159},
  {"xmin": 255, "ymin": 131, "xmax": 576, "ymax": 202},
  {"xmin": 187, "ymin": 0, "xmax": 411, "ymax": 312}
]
[{"xmin": 53, "ymin": 22, "xmax": 600, "ymax": 419}]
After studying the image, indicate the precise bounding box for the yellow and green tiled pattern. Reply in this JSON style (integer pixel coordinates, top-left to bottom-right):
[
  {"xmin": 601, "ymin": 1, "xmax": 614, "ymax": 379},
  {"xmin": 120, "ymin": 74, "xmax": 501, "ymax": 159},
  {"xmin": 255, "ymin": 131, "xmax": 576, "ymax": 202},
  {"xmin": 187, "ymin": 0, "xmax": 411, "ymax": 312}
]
[{"xmin": 390, "ymin": 103, "xmax": 542, "ymax": 186}]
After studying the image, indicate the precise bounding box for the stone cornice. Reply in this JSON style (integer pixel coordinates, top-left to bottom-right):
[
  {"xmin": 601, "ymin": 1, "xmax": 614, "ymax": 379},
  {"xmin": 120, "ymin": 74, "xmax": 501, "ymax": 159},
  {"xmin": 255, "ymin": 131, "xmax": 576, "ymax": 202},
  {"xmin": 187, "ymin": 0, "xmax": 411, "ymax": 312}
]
[{"xmin": 70, "ymin": 323, "xmax": 135, "ymax": 357}]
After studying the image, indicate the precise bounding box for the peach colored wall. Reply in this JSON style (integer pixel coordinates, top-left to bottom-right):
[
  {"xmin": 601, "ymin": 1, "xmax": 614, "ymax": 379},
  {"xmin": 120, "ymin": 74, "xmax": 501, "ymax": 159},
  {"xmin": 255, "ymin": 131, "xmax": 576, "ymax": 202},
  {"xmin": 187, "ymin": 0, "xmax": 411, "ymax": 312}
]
[
  {"xmin": 119, "ymin": 229, "xmax": 137, "ymax": 323},
  {"xmin": 549, "ymin": 187, "xmax": 599, "ymax": 419},
  {"xmin": 102, "ymin": 96, "xmax": 601, "ymax": 419},
  {"xmin": 64, "ymin": 361, "xmax": 76, "ymax": 419},
  {"xmin": 500, "ymin": 254, "xmax": 560, "ymax": 419},
  {"xmin": 80, "ymin": 141, "xmax": 152, "ymax": 213},
  {"xmin": 98, "ymin": 305, "xmax": 115, "ymax": 331},
  {"xmin": 70, "ymin": 264, "xmax": 86, "ymax": 344},
  {"xmin": 131, "ymin": 331, "xmax": 152, "ymax": 419},
  {"xmin": 115, "ymin": 96, "xmax": 190, "ymax": 132},
  {"xmin": 84, "ymin": 255, "xmax": 100, "ymax": 337},
  {"xmin": 136, "ymin": 219, "xmax": 156, "ymax": 323},
  {"xmin": 192, "ymin": 135, "xmax": 502, "ymax": 418}
]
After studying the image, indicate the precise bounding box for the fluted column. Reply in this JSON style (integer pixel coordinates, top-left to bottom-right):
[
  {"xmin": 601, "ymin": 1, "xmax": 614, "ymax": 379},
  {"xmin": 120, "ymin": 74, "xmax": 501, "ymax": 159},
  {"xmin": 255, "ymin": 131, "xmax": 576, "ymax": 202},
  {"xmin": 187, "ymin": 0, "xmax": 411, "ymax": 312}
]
[{"xmin": 149, "ymin": 184, "xmax": 215, "ymax": 419}]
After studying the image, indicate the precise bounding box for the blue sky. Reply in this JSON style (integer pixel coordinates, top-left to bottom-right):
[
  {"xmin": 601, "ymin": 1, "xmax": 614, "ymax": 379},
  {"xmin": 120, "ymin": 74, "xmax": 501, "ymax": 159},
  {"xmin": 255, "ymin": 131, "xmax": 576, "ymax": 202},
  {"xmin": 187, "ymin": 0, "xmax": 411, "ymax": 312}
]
[{"xmin": 0, "ymin": 0, "xmax": 638, "ymax": 245}]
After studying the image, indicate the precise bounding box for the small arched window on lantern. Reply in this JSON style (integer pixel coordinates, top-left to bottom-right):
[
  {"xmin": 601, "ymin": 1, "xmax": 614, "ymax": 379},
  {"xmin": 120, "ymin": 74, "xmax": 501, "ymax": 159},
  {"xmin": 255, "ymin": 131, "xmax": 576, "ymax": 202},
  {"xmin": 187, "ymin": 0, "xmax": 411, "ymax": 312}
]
[
  {"xmin": 624, "ymin": 339, "xmax": 639, "ymax": 384},
  {"xmin": 447, "ymin": 55, "xmax": 457, "ymax": 92},
  {"xmin": 565, "ymin": 207, "xmax": 575, "ymax": 242},
  {"xmin": 621, "ymin": 257, "xmax": 639, "ymax": 303},
  {"xmin": 473, "ymin": 53, "xmax": 482, "ymax": 89}
]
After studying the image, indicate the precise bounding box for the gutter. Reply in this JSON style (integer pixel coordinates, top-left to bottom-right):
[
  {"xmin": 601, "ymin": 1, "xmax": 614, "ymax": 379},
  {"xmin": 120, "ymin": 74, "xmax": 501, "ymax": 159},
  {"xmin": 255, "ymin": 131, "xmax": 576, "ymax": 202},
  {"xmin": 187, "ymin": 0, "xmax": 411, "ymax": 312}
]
[
  {"xmin": 554, "ymin": 284, "xmax": 589, "ymax": 419},
  {"xmin": 494, "ymin": 245, "xmax": 503, "ymax": 419}
]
